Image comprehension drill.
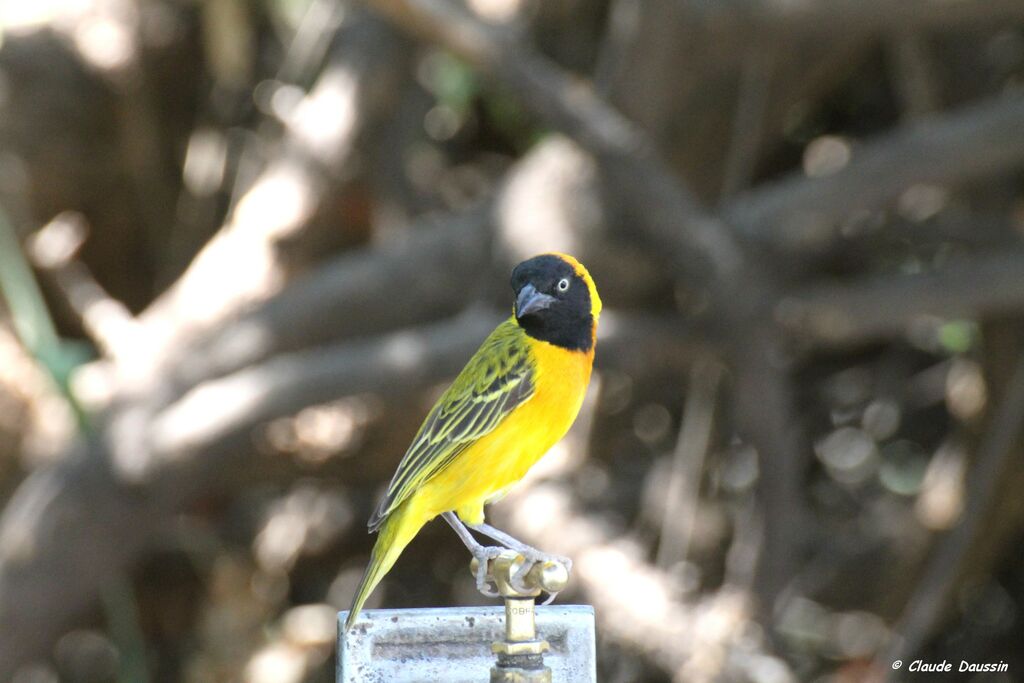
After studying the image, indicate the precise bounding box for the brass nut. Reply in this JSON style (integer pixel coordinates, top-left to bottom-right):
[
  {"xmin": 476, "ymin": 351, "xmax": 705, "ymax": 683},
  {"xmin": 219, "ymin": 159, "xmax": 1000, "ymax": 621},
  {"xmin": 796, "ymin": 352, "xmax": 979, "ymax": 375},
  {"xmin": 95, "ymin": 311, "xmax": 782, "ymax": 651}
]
[{"xmin": 490, "ymin": 665, "xmax": 552, "ymax": 683}]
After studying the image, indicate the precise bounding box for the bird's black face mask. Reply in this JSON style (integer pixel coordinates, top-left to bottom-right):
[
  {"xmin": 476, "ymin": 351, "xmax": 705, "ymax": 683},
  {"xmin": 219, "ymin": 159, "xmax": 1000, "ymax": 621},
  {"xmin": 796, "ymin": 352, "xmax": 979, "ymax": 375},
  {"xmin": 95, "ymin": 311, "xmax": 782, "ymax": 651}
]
[{"xmin": 511, "ymin": 255, "xmax": 594, "ymax": 352}]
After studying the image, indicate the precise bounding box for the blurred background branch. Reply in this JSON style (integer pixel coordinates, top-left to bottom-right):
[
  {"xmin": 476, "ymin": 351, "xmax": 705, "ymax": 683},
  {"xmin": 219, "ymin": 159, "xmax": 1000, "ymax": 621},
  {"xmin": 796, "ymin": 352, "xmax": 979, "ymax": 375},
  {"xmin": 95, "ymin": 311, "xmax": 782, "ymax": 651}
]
[{"xmin": 1, "ymin": 0, "xmax": 1024, "ymax": 681}]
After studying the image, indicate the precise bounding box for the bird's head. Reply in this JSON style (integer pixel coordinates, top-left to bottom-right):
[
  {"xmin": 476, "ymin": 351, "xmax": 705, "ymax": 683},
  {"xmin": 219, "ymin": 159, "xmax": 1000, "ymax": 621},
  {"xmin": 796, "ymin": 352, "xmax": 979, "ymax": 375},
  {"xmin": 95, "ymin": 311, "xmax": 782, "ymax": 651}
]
[{"xmin": 511, "ymin": 253, "xmax": 601, "ymax": 352}]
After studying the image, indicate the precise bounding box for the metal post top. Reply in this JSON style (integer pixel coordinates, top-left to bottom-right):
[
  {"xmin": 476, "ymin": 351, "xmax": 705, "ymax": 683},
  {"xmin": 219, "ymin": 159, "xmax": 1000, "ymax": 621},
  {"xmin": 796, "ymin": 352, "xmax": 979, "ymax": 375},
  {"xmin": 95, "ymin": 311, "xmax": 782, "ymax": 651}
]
[{"xmin": 338, "ymin": 605, "xmax": 596, "ymax": 683}]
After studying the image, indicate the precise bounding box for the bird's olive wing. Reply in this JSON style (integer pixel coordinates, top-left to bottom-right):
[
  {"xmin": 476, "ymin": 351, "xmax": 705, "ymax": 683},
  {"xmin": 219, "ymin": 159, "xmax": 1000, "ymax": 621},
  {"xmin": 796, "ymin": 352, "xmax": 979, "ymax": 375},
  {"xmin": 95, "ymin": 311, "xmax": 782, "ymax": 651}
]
[{"xmin": 368, "ymin": 324, "xmax": 536, "ymax": 531}]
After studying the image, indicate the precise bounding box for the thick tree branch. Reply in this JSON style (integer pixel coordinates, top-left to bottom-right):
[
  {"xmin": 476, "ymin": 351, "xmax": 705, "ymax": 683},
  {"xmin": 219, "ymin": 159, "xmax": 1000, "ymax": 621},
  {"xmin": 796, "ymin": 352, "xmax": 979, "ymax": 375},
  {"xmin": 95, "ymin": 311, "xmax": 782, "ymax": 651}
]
[
  {"xmin": 158, "ymin": 212, "xmax": 488, "ymax": 400},
  {"xmin": 776, "ymin": 249, "xmax": 1024, "ymax": 347},
  {"xmin": 728, "ymin": 94, "xmax": 1024, "ymax": 252},
  {"xmin": 733, "ymin": 333, "xmax": 811, "ymax": 615},
  {"xmin": 145, "ymin": 311, "xmax": 500, "ymax": 494}
]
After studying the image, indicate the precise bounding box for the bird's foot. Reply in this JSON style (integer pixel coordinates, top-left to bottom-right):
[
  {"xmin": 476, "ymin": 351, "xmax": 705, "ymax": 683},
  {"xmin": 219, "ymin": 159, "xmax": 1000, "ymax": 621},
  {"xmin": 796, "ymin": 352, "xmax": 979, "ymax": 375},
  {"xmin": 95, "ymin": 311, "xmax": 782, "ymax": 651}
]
[
  {"xmin": 471, "ymin": 545, "xmax": 504, "ymax": 597},
  {"xmin": 509, "ymin": 549, "xmax": 572, "ymax": 599}
]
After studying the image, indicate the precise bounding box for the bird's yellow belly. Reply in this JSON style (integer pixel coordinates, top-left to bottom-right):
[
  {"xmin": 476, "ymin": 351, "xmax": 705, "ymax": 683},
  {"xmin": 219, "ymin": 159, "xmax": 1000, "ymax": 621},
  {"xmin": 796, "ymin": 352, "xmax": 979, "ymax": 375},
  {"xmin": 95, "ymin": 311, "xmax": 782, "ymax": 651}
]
[{"xmin": 416, "ymin": 340, "xmax": 593, "ymax": 525}]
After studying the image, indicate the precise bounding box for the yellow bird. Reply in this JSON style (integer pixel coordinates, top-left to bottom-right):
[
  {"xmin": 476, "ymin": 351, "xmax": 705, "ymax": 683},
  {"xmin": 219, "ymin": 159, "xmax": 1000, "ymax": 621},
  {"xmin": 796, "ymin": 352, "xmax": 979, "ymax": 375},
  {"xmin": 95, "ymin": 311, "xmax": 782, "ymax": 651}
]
[{"xmin": 345, "ymin": 253, "xmax": 601, "ymax": 629}]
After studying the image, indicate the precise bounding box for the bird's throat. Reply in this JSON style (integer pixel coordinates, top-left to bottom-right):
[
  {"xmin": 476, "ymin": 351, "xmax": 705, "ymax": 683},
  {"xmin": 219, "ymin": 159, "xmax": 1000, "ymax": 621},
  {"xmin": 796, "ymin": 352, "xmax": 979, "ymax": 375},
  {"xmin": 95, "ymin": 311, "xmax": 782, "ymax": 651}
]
[{"xmin": 517, "ymin": 312, "xmax": 594, "ymax": 352}]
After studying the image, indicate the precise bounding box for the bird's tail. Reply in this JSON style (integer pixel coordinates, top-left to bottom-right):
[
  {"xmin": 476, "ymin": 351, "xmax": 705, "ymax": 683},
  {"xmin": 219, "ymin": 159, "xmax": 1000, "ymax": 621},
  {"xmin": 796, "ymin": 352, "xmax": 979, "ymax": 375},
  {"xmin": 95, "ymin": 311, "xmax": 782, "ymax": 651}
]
[{"xmin": 345, "ymin": 499, "xmax": 426, "ymax": 631}]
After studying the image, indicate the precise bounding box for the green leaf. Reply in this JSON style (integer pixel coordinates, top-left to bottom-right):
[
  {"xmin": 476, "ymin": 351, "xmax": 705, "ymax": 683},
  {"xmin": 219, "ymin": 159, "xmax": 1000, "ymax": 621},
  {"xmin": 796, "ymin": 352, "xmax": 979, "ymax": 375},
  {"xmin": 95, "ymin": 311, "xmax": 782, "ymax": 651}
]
[{"xmin": 0, "ymin": 206, "xmax": 91, "ymax": 428}]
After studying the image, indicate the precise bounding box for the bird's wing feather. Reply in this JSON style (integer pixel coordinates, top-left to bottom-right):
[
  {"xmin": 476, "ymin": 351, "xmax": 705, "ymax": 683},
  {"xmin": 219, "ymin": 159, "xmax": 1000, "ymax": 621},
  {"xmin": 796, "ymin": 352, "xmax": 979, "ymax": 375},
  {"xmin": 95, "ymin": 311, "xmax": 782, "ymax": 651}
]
[{"xmin": 368, "ymin": 321, "xmax": 535, "ymax": 531}]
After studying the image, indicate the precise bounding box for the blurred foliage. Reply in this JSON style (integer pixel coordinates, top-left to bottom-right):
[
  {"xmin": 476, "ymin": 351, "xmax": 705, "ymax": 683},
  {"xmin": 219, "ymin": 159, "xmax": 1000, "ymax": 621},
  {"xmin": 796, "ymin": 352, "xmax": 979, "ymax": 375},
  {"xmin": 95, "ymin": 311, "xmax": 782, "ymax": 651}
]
[
  {"xmin": 0, "ymin": 209, "xmax": 90, "ymax": 424},
  {"xmin": 1, "ymin": 1, "xmax": 1024, "ymax": 682}
]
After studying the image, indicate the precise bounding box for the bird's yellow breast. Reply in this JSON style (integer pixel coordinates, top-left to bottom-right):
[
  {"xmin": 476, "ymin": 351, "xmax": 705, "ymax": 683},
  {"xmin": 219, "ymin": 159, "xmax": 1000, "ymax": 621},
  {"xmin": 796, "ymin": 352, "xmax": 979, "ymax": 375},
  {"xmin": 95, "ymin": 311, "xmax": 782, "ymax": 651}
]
[{"xmin": 415, "ymin": 336, "xmax": 594, "ymax": 525}]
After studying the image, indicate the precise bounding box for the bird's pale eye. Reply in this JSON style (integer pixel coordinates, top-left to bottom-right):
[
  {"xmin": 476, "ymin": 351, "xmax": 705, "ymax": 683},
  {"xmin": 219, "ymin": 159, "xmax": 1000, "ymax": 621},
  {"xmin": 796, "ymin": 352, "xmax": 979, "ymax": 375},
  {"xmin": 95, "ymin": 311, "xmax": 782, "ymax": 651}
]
[{"xmin": 557, "ymin": 278, "xmax": 570, "ymax": 293}]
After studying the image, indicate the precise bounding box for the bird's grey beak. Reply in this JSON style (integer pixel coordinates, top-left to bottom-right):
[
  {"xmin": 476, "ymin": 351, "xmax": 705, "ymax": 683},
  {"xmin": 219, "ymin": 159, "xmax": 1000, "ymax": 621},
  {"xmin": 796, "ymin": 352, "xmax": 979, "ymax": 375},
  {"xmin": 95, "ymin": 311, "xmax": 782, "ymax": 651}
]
[{"xmin": 516, "ymin": 283, "xmax": 555, "ymax": 319}]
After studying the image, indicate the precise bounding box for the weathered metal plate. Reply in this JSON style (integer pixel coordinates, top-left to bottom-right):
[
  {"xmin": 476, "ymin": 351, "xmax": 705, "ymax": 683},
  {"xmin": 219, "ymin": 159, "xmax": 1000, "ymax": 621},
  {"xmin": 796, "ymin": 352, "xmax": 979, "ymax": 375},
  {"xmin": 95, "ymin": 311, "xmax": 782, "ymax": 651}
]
[{"xmin": 338, "ymin": 605, "xmax": 596, "ymax": 683}]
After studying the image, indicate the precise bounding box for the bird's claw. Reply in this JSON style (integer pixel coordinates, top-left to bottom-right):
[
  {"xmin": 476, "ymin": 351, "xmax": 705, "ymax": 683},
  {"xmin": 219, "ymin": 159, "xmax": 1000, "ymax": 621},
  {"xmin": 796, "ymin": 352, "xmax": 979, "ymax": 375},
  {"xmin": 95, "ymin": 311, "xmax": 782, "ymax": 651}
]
[
  {"xmin": 472, "ymin": 545, "xmax": 504, "ymax": 597},
  {"xmin": 539, "ymin": 591, "xmax": 559, "ymax": 606},
  {"xmin": 508, "ymin": 550, "xmax": 572, "ymax": 597}
]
